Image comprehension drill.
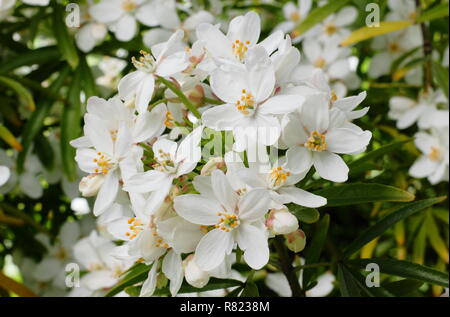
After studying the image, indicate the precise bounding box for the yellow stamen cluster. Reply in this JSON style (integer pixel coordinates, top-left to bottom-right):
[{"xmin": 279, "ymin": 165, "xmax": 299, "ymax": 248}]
[
  {"xmin": 232, "ymin": 40, "xmax": 251, "ymax": 61},
  {"xmin": 200, "ymin": 225, "xmax": 216, "ymax": 234},
  {"xmin": 304, "ymin": 130, "xmax": 327, "ymax": 152},
  {"xmin": 324, "ymin": 23, "xmax": 338, "ymax": 35},
  {"xmin": 236, "ymin": 188, "xmax": 248, "ymax": 196},
  {"xmin": 270, "ymin": 166, "xmax": 291, "ymax": 188},
  {"xmin": 428, "ymin": 147, "xmax": 441, "ymax": 161},
  {"xmin": 164, "ymin": 112, "xmax": 175, "ymax": 128},
  {"xmin": 125, "ymin": 217, "xmax": 144, "ymax": 240},
  {"xmin": 290, "ymin": 11, "xmax": 301, "ymax": 22},
  {"xmin": 131, "ymin": 50, "xmax": 156, "ymax": 72},
  {"xmin": 215, "ymin": 212, "xmax": 240, "ymax": 232},
  {"xmin": 152, "ymin": 150, "xmax": 176, "ymax": 173},
  {"xmin": 92, "ymin": 152, "xmax": 114, "ymax": 175},
  {"xmin": 388, "ymin": 42, "xmax": 400, "ymax": 53},
  {"xmin": 330, "ymin": 90, "xmax": 338, "ymax": 102},
  {"xmin": 236, "ymin": 89, "xmax": 255, "ymax": 115},
  {"xmin": 314, "ymin": 57, "xmax": 326, "ymax": 69},
  {"xmin": 122, "ymin": 0, "xmax": 137, "ymax": 12}
]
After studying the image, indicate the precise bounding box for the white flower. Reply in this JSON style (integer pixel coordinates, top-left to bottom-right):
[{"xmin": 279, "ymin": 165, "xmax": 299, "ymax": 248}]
[
  {"xmin": 276, "ymin": 0, "xmax": 312, "ymax": 41},
  {"xmin": 282, "ymin": 93, "xmax": 372, "ymax": 182},
  {"xmin": 196, "ymin": 11, "xmax": 283, "ymax": 67},
  {"xmin": 123, "ymin": 126, "xmax": 203, "ymax": 213},
  {"xmin": 76, "ymin": 22, "xmax": 107, "ymax": 53},
  {"xmin": 183, "ymin": 255, "xmax": 210, "ymax": 288},
  {"xmin": 202, "ymin": 47, "xmax": 304, "ymax": 151},
  {"xmin": 389, "ymin": 89, "xmax": 449, "ymax": 130},
  {"xmin": 266, "ymin": 270, "xmax": 335, "ymax": 297},
  {"xmin": 174, "ymin": 169, "xmax": 272, "ymax": 271},
  {"xmin": 0, "ymin": 0, "xmax": 15, "ymax": 20},
  {"xmin": 409, "ymin": 128, "xmax": 449, "ymax": 185},
  {"xmin": 22, "ymin": 0, "xmax": 48, "ymax": 6},
  {"xmin": 118, "ymin": 30, "xmax": 189, "ymax": 113},
  {"xmin": 0, "ymin": 165, "xmax": 10, "ymax": 187}
]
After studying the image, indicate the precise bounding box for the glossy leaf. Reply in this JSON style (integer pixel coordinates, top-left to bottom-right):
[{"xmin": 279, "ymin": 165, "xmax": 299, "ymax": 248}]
[
  {"xmin": 51, "ymin": 4, "xmax": 79, "ymax": 69},
  {"xmin": 341, "ymin": 21, "xmax": 413, "ymax": 46},
  {"xmin": 0, "ymin": 75, "xmax": 35, "ymax": 111}
]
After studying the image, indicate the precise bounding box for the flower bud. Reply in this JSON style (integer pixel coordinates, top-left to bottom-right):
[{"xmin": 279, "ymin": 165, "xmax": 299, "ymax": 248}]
[
  {"xmin": 183, "ymin": 255, "xmax": 210, "ymax": 288},
  {"xmin": 285, "ymin": 229, "xmax": 307, "ymax": 253},
  {"xmin": 200, "ymin": 157, "xmax": 225, "ymax": 176},
  {"xmin": 79, "ymin": 174, "xmax": 104, "ymax": 197},
  {"xmin": 266, "ymin": 208, "xmax": 299, "ymax": 235}
]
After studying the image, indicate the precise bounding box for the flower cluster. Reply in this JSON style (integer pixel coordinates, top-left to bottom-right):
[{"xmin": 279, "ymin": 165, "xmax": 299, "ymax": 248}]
[{"xmin": 70, "ymin": 10, "xmax": 372, "ymax": 296}]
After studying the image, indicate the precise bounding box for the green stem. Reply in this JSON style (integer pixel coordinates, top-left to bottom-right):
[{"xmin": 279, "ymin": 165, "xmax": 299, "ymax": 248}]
[
  {"xmin": 416, "ymin": 0, "xmax": 433, "ymax": 92},
  {"xmin": 204, "ymin": 97, "xmax": 224, "ymax": 105},
  {"xmin": 273, "ymin": 235, "xmax": 304, "ymax": 297},
  {"xmin": 156, "ymin": 76, "xmax": 201, "ymax": 119}
]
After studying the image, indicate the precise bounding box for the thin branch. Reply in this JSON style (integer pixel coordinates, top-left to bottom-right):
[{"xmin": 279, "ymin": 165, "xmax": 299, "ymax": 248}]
[{"xmin": 416, "ymin": 0, "xmax": 434, "ymax": 92}]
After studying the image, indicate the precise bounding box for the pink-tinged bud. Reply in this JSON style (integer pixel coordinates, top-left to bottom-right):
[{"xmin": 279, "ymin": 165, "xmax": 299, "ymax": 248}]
[
  {"xmin": 79, "ymin": 174, "xmax": 104, "ymax": 197},
  {"xmin": 285, "ymin": 229, "xmax": 306, "ymax": 253},
  {"xmin": 183, "ymin": 255, "xmax": 210, "ymax": 288},
  {"xmin": 200, "ymin": 157, "xmax": 226, "ymax": 176},
  {"xmin": 267, "ymin": 208, "xmax": 299, "ymax": 235}
]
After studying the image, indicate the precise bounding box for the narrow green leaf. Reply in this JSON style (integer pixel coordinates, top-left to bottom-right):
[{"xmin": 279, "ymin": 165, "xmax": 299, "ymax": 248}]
[
  {"xmin": 295, "ymin": 0, "xmax": 351, "ymax": 36},
  {"xmin": 61, "ymin": 68, "xmax": 82, "ymax": 181},
  {"xmin": 416, "ymin": 3, "xmax": 449, "ymax": 23},
  {"xmin": 390, "ymin": 47, "xmax": 422, "ymax": 73},
  {"xmin": 0, "ymin": 124, "xmax": 22, "ymax": 151},
  {"xmin": 343, "ymin": 197, "xmax": 447, "ymax": 258},
  {"xmin": 16, "ymin": 66, "xmax": 70, "ymax": 173},
  {"xmin": 35, "ymin": 134, "xmax": 55, "ymax": 171},
  {"xmin": 425, "ymin": 211, "xmax": 449, "ymax": 263},
  {"xmin": 225, "ymin": 286, "xmax": 243, "ymax": 297},
  {"xmin": 105, "ymin": 263, "xmax": 151, "ymax": 297},
  {"xmin": 432, "ymin": 61, "xmax": 449, "ymax": 98},
  {"xmin": 341, "ymin": 21, "xmax": 413, "ymax": 46},
  {"xmin": 340, "ymin": 264, "xmax": 394, "ymax": 297},
  {"xmin": 51, "ymin": 4, "xmax": 79, "ymax": 69},
  {"xmin": 79, "ymin": 56, "xmax": 97, "ymax": 98},
  {"xmin": 347, "ymin": 258, "xmax": 449, "ymax": 288},
  {"xmin": 383, "ymin": 279, "xmax": 424, "ymax": 297},
  {"xmin": 349, "ymin": 139, "xmax": 412, "ymax": 172},
  {"xmin": 314, "ymin": 183, "xmax": 414, "ymax": 207},
  {"xmin": 303, "ymin": 214, "xmax": 330, "ymax": 288},
  {"xmin": 240, "ymin": 282, "xmax": 259, "ymax": 297},
  {"xmin": 178, "ymin": 278, "xmax": 243, "ymax": 294},
  {"xmin": 337, "ymin": 264, "xmax": 363, "ymax": 297},
  {"xmin": 290, "ymin": 205, "xmax": 320, "ymax": 224},
  {"xmin": 0, "ymin": 75, "xmax": 35, "ymax": 111},
  {"xmin": 0, "ymin": 46, "xmax": 60, "ymax": 74}
]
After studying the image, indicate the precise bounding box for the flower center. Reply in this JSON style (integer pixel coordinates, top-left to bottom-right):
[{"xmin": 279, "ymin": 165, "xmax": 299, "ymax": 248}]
[
  {"xmin": 236, "ymin": 89, "xmax": 255, "ymax": 115},
  {"xmin": 268, "ymin": 166, "xmax": 291, "ymax": 189},
  {"xmin": 409, "ymin": 11, "xmax": 417, "ymax": 21},
  {"xmin": 388, "ymin": 42, "xmax": 400, "ymax": 53},
  {"xmin": 152, "ymin": 150, "xmax": 177, "ymax": 173},
  {"xmin": 314, "ymin": 57, "xmax": 326, "ymax": 68},
  {"xmin": 232, "ymin": 40, "xmax": 250, "ymax": 61},
  {"xmin": 125, "ymin": 217, "xmax": 144, "ymax": 240},
  {"xmin": 324, "ymin": 23, "xmax": 338, "ymax": 35},
  {"xmin": 290, "ymin": 11, "xmax": 301, "ymax": 22},
  {"xmin": 122, "ymin": 0, "xmax": 137, "ymax": 11},
  {"xmin": 428, "ymin": 146, "xmax": 441, "ymax": 161},
  {"xmin": 330, "ymin": 90, "xmax": 338, "ymax": 102},
  {"xmin": 215, "ymin": 212, "xmax": 240, "ymax": 232},
  {"xmin": 132, "ymin": 50, "xmax": 157, "ymax": 73},
  {"xmin": 92, "ymin": 152, "xmax": 115, "ymax": 175},
  {"xmin": 304, "ymin": 131, "xmax": 327, "ymax": 152},
  {"xmin": 152, "ymin": 230, "xmax": 170, "ymax": 248}
]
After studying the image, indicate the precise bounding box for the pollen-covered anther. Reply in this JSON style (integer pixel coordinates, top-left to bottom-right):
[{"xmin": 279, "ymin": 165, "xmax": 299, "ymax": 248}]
[
  {"xmin": 164, "ymin": 111, "xmax": 175, "ymax": 128},
  {"xmin": 314, "ymin": 57, "xmax": 326, "ymax": 69},
  {"xmin": 216, "ymin": 212, "xmax": 240, "ymax": 232},
  {"xmin": 232, "ymin": 40, "xmax": 251, "ymax": 61},
  {"xmin": 269, "ymin": 166, "xmax": 291, "ymax": 187},
  {"xmin": 92, "ymin": 152, "xmax": 114, "ymax": 175},
  {"xmin": 324, "ymin": 23, "xmax": 338, "ymax": 35},
  {"xmin": 235, "ymin": 89, "xmax": 255, "ymax": 115},
  {"xmin": 131, "ymin": 50, "xmax": 156, "ymax": 72},
  {"xmin": 304, "ymin": 130, "xmax": 327, "ymax": 152},
  {"xmin": 125, "ymin": 217, "xmax": 144, "ymax": 240}
]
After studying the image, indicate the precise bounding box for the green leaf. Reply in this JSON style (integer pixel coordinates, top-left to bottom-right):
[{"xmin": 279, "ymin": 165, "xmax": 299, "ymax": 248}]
[
  {"xmin": 178, "ymin": 278, "xmax": 243, "ymax": 294},
  {"xmin": 314, "ymin": 183, "xmax": 414, "ymax": 207},
  {"xmin": 79, "ymin": 56, "xmax": 97, "ymax": 98},
  {"xmin": 383, "ymin": 279, "xmax": 424, "ymax": 297},
  {"xmin": 51, "ymin": 4, "xmax": 79, "ymax": 69},
  {"xmin": 35, "ymin": 134, "xmax": 55, "ymax": 171},
  {"xmin": 61, "ymin": 67, "xmax": 82, "ymax": 181},
  {"xmin": 0, "ymin": 46, "xmax": 60, "ymax": 74},
  {"xmin": 416, "ymin": 3, "xmax": 449, "ymax": 23},
  {"xmin": 390, "ymin": 47, "xmax": 422, "ymax": 73},
  {"xmin": 240, "ymin": 282, "xmax": 259, "ymax": 297},
  {"xmin": 0, "ymin": 75, "xmax": 35, "ymax": 111},
  {"xmin": 432, "ymin": 61, "xmax": 449, "ymax": 98},
  {"xmin": 341, "ymin": 21, "xmax": 413, "ymax": 46},
  {"xmin": 295, "ymin": 0, "xmax": 351, "ymax": 36},
  {"xmin": 0, "ymin": 124, "xmax": 22, "ymax": 151},
  {"xmin": 347, "ymin": 258, "xmax": 449, "ymax": 288},
  {"xmin": 337, "ymin": 264, "xmax": 394, "ymax": 297},
  {"xmin": 425, "ymin": 210, "xmax": 449, "ymax": 263},
  {"xmin": 302, "ymin": 214, "xmax": 329, "ymax": 288},
  {"xmin": 225, "ymin": 286, "xmax": 243, "ymax": 297},
  {"xmin": 105, "ymin": 263, "xmax": 151, "ymax": 297},
  {"xmin": 16, "ymin": 66, "xmax": 70, "ymax": 173},
  {"xmin": 349, "ymin": 139, "xmax": 412, "ymax": 173},
  {"xmin": 343, "ymin": 197, "xmax": 447, "ymax": 258},
  {"xmin": 290, "ymin": 205, "xmax": 320, "ymax": 224}
]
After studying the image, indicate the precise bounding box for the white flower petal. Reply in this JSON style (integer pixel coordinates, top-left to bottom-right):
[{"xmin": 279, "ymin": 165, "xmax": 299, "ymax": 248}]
[
  {"xmin": 313, "ymin": 151, "xmax": 349, "ymax": 182},
  {"xmin": 236, "ymin": 223, "xmax": 269, "ymax": 270},
  {"xmin": 277, "ymin": 186, "xmax": 327, "ymax": 208},
  {"xmin": 174, "ymin": 194, "xmax": 221, "ymax": 225},
  {"xmin": 194, "ymin": 229, "xmax": 233, "ymax": 271}
]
